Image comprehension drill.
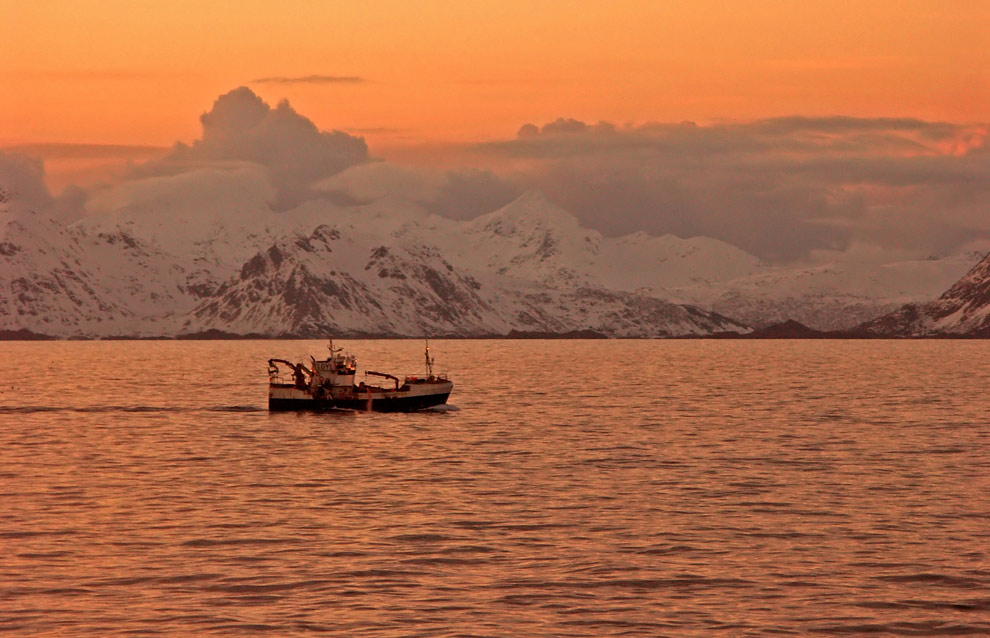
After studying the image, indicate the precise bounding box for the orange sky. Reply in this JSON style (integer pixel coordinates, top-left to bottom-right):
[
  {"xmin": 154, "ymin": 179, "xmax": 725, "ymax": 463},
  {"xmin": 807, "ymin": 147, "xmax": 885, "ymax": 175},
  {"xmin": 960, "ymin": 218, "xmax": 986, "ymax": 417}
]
[{"xmin": 1, "ymin": 0, "xmax": 987, "ymax": 153}]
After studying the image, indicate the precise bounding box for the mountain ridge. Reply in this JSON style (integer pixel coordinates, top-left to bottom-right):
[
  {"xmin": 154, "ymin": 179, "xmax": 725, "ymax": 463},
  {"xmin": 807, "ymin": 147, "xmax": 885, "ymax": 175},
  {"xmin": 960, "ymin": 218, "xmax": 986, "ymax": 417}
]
[
  {"xmin": 0, "ymin": 182, "xmax": 983, "ymax": 338},
  {"xmin": 860, "ymin": 253, "xmax": 990, "ymax": 336}
]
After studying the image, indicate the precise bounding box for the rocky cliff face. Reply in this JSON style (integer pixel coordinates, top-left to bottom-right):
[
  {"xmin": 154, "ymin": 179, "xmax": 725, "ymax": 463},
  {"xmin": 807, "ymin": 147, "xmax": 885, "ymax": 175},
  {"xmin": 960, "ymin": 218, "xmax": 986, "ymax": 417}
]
[
  {"xmin": 861, "ymin": 253, "xmax": 990, "ymax": 336},
  {"xmin": 181, "ymin": 226, "xmax": 498, "ymax": 337},
  {"xmin": 0, "ymin": 210, "xmax": 191, "ymax": 336}
]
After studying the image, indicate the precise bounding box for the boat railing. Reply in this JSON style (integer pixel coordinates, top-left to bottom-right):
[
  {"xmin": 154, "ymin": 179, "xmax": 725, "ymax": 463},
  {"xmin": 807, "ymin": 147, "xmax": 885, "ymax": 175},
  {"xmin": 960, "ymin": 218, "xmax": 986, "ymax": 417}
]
[
  {"xmin": 268, "ymin": 372, "xmax": 302, "ymax": 386},
  {"xmin": 402, "ymin": 372, "xmax": 449, "ymax": 383}
]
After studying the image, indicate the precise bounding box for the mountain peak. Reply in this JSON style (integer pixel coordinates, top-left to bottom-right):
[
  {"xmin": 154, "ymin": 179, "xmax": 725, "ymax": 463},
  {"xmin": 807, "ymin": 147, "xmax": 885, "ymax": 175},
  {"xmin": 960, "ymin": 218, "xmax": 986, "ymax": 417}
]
[
  {"xmin": 515, "ymin": 188, "xmax": 551, "ymax": 205},
  {"xmin": 471, "ymin": 189, "xmax": 582, "ymax": 236}
]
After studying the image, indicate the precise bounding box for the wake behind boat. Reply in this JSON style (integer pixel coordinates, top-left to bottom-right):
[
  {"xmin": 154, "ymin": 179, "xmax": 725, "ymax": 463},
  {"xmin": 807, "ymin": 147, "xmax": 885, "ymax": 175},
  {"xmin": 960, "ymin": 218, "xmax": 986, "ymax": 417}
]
[{"xmin": 268, "ymin": 340, "xmax": 453, "ymax": 412}]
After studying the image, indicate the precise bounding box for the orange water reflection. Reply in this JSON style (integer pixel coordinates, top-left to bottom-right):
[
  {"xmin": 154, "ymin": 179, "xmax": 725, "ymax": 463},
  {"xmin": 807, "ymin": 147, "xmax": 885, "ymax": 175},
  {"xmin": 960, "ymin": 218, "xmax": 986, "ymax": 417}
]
[{"xmin": 1, "ymin": 340, "xmax": 988, "ymax": 635}]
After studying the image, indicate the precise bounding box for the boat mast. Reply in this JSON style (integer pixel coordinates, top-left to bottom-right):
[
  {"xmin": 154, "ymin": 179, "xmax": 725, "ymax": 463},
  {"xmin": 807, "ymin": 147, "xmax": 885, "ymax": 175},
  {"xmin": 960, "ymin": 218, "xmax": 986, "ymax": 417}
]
[{"xmin": 425, "ymin": 339, "xmax": 434, "ymax": 377}]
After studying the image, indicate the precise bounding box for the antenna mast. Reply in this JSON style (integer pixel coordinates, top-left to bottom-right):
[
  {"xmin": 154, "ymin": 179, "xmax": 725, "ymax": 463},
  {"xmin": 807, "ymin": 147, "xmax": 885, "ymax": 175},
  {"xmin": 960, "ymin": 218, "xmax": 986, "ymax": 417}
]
[{"xmin": 425, "ymin": 339, "xmax": 434, "ymax": 377}]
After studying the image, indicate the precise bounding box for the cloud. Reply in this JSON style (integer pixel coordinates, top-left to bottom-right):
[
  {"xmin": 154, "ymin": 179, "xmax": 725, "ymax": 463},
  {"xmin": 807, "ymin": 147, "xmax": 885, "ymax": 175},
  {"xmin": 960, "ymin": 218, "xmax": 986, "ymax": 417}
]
[
  {"xmin": 83, "ymin": 165, "xmax": 277, "ymax": 253},
  {"xmin": 0, "ymin": 151, "xmax": 86, "ymax": 223},
  {"xmin": 0, "ymin": 152, "xmax": 53, "ymax": 214},
  {"xmin": 134, "ymin": 87, "xmax": 368, "ymax": 208},
  {"xmin": 316, "ymin": 162, "xmax": 520, "ymax": 220},
  {"xmin": 29, "ymin": 86, "xmax": 984, "ymax": 264},
  {"xmin": 479, "ymin": 116, "xmax": 990, "ymax": 261},
  {"xmin": 250, "ymin": 74, "xmax": 365, "ymax": 85}
]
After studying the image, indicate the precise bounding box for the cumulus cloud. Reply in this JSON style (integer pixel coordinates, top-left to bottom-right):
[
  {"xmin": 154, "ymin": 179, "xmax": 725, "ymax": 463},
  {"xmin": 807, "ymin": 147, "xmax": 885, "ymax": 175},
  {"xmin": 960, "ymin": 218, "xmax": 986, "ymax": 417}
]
[
  {"xmin": 16, "ymin": 85, "xmax": 985, "ymax": 264},
  {"xmin": 134, "ymin": 87, "xmax": 368, "ymax": 208},
  {"xmin": 0, "ymin": 152, "xmax": 53, "ymax": 214},
  {"xmin": 0, "ymin": 151, "xmax": 87, "ymax": 223},
  {"xmin": 481, "ymin": 116, "xmax": 990, "ymax": 261}
]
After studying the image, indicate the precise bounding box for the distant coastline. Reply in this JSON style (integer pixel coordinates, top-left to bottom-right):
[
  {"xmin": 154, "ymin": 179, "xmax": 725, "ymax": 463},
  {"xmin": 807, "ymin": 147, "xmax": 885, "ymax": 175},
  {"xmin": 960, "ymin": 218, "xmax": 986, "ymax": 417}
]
[{"xmin": 3, "ymin": 322, "xmax": 988, "ymax": 341}]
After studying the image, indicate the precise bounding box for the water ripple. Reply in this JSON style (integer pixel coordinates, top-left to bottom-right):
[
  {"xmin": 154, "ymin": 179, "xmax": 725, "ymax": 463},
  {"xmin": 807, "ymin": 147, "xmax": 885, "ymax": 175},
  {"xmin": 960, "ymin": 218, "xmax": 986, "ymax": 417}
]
[{"xmin": 1, "ymin": 339, "xmax": 988, "ymax": 636}]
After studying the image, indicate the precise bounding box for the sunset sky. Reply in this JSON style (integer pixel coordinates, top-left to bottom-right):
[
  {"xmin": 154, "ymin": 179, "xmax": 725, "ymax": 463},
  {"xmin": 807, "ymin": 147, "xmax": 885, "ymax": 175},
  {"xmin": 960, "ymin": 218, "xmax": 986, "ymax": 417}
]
[
  {"xmin": 2, "ymin": 1, "xmax": 987, "ymax": 150},
  {"xmin": 1, "ymin": 1, "xmax": 988, "ymax": 261}
]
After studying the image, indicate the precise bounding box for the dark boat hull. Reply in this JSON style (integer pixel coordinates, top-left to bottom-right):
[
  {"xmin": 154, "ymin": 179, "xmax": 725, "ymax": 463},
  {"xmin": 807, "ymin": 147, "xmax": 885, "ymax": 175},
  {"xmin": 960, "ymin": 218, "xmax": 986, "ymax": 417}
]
[
  {"xmin": 269, "ymin": 391, "xmax": 451, "ymax": 412},
  {"xmin": 269, "ymin": 379, "xmax": 453, "ymax": 412}
]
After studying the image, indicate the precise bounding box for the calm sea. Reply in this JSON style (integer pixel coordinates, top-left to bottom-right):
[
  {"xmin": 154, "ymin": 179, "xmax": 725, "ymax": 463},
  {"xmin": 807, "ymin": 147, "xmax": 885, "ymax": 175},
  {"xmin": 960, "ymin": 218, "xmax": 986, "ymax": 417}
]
[{"xmin": 1, "ymin": 340, "xmax": 988, "ymax": 636}]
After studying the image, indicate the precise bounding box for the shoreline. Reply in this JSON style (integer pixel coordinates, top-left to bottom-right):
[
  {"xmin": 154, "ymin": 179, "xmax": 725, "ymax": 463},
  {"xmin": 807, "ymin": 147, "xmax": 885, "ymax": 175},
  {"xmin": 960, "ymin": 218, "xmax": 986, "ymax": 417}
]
[{"xmin": 3, "ymin": 326, "xmax": 988, "ymax": 341}]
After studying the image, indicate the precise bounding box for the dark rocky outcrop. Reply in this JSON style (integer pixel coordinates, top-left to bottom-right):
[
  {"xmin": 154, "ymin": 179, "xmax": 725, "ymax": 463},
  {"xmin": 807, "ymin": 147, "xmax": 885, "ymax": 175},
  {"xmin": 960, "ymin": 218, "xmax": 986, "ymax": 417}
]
[
  {"xmin": 0, "ymin": 328, "xmax": 57, "ymax": 340},
  {"xmin": 506, "ymin": 329, "xmax": 608, "ymax": 339},
  {"xmin": 749, "ymin": 320, "xmax": 827, "ymax": 339}
]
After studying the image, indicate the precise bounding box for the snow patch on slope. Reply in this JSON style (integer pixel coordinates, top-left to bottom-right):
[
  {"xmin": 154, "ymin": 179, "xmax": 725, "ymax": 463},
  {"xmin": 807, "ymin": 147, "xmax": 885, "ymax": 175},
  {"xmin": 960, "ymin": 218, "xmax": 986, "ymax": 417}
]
[{"xmin": 863, "ymin": 253, "xmax": 990, "ymax": 335}]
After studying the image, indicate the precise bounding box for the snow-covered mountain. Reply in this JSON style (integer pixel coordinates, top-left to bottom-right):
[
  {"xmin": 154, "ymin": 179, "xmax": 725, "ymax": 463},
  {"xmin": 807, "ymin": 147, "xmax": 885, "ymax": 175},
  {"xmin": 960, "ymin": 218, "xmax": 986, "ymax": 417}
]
[
  {"xmin": 0, "ymin": 167, "xmax": 293, "ymax": 337},
  {"xmin": 695, "ymin": 252, "xmax": 983, "ymax": 331},
  {"xmin": 860, "ymin": 253, "xmax": 990, "ymax": 336},
  {"xmin": 180, "ymin": 223, "xmax": 747, "ymax": 337},
  {"xmin": 0, "ymin": 173, "xmax": 982, "ymax": 338},
  {"xmin": 182, "ymin": 225, "xmax": 497, "ymax": 337},
  {"xmin": 437, "ymin": 191, "xmax": 977, "ymax": 331},
  {"xmin": 0, "ymin": 206, "xmax": 202, "ymax": 336},
  {"xmin": 454, "ymin": 190, "xmax": 763, "ymax": 291}
]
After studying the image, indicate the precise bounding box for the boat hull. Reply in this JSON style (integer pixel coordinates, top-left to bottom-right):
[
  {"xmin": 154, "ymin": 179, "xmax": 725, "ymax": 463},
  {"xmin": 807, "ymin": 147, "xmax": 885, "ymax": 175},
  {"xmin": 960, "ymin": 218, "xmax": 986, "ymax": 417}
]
[
  {"xmin": 269, "ymin": 382, "xmax": 452, "ymax": 412},
  {"xmin": 269, "ymin": 392, "xmax": 451, "ymax": 412}
]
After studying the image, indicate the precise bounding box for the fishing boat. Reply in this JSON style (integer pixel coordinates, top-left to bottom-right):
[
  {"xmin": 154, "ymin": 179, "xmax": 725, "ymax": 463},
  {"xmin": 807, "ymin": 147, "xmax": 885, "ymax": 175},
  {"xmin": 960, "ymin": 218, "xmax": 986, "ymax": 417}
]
[{"xmin": 268, "ymin": 340, "xmax": 453, "ymax": 412}]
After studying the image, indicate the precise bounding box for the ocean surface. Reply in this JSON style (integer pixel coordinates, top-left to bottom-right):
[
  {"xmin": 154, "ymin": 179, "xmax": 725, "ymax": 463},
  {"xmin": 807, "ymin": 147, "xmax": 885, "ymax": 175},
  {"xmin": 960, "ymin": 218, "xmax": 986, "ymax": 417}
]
[{"xmin": 1, "ymin": 339, "xmax": 988, "ymax": 637}]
